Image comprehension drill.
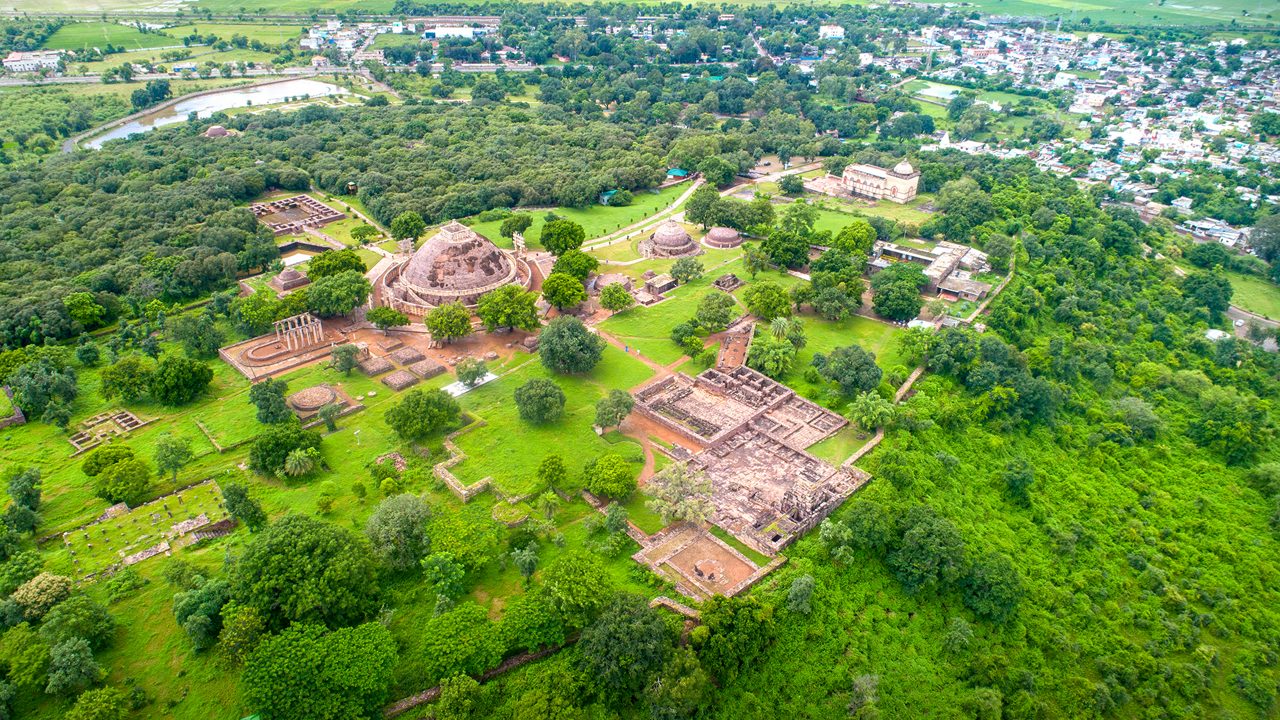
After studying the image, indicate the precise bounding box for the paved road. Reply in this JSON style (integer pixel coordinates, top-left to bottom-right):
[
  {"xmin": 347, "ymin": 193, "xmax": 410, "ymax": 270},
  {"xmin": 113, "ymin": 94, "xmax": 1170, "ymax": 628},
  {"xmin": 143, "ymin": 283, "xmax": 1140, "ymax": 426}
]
[{"xmin": 0, "ymin": 66, "xmax": 342, "ymax": 88}]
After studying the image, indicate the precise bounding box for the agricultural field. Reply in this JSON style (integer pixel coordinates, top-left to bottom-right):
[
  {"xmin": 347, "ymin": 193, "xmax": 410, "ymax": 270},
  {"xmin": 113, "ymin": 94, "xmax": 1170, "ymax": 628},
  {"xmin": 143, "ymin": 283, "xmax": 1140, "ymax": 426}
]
[
  {"xmin": 163, "ymin": 22, "xmax": 306, "ymax": 45},
  {"xmin": 2, "ymin": 0, "xmax": 1276, "ymax": 19},
  {"xmin": 42, "ymin": 22, "xmax": 180, "ymax": 52},
  {"xmin": 960, "ymin": 0, "xmax": 1279, "ymax": 25}
]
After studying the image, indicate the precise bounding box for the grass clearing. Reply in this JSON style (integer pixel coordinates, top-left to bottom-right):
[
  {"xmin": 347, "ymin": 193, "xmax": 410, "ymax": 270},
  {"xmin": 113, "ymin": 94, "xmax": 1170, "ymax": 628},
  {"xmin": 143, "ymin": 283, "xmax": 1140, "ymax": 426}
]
[
  {"xmin": 464, "ymin": 184, "xmax": 690, "ymax": 250},
  {"xmin": 1227, "ymin": 270, "xmax": 1280, "ymax": 319},
  {"xmin": 600, "ymin": 258, "xmax": 771, "ymax": 365},
  {"xmin": 448, "ymin": 346, "xmax": 655, "ymax": 496}
]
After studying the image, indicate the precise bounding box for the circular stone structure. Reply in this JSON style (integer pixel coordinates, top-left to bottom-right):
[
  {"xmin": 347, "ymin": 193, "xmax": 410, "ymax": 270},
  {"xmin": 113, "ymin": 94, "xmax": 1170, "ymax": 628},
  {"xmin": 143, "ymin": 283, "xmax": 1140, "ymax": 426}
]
[
  {"xmin": 704, "ymin": 226, "xmax": 742, "ymax": 249},
  {"xmin": 380, "ymin": 220, "xmax": 531, "ymax": 314},
  {"xmin": 204, "ymin": 125, "xmax": 229, "ymax": 138},
  {"xmin": 640, "ymin": 220, "xmax": 699, "ymax": 258},
  {"xmin": 288, "ymin": 385, "xmax": 337, "ymax": 412},
  {"xmin": 593, "ymin": 272, "xmax": 633, "ymax": 293}
]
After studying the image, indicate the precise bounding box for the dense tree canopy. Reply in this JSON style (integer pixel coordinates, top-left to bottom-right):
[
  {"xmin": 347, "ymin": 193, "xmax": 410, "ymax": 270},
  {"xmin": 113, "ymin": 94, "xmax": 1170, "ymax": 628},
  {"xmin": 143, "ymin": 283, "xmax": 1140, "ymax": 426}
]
[{"xmin": 232, "ymin": 515, "xmax": 380, "ymax": 631}]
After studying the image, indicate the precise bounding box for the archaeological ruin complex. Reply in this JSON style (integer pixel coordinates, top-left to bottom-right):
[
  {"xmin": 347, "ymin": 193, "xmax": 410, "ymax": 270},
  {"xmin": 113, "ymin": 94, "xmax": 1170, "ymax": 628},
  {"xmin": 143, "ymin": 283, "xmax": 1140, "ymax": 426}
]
[{"xmin": 634, "ymin": 365, "xmax": 868, "ymax": 555}]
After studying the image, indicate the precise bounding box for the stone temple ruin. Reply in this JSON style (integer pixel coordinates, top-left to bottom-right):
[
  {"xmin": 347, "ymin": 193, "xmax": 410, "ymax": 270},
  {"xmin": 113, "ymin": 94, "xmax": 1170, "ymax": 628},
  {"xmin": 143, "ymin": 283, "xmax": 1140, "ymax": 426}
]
[
  {"xmin": 220, "ymin": 312, "xmax": 344, "ymax": 381},
  {"xmin": 250, "ymin": 195, "xmax": 345, "ymax": 236},
  {"xmin": 377, "ymin": 221, "xmax": 532, "ymax": 317},
  {"xmin": 67, "ymin": 410, "xmax": 150, "ymax": 455},
  {"xmin": 634, "ymin": 365, "xmax": 868, "ymax": 555}
]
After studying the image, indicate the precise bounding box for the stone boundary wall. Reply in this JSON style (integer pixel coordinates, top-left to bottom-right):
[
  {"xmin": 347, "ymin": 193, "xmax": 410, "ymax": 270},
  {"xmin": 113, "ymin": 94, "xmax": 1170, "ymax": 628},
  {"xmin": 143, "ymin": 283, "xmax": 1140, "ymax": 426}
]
[
  {"xmin": 650, "ymin": 596, "xmax": 701, "ymax": 619},
  {"xmin": 724, "ymin": 554, "xmax": 788, "ymax": 597},
  {"xmin": 434, "ymin": 422, "xmax": 492, "ymax": 501},
  {"xmin": 384, "ymin": 643, "xmax": 569, "ymax": 718}
]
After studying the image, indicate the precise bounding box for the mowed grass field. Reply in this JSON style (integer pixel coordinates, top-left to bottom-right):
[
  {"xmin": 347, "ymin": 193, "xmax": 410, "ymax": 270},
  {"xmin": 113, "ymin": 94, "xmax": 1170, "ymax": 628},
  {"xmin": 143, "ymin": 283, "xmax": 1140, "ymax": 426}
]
[
  {"xmin": 43, "ymin": 22, "xmax": 180, "ymax": 51},
  {"xmin": 465, "ymin": 183, "xmax": 690, "ymax": 251},
  {"xmin": 448, "ymin": 346, "xmax": 654, "ymax": 496},
  {"xmin": 962, "ymin": 0, "xmax": 1278, "ymax": 24}
]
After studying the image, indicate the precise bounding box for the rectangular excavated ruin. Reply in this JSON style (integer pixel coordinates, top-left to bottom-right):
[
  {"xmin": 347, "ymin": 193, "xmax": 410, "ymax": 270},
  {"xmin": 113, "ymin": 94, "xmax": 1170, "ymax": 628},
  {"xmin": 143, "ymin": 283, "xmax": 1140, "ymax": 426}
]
[{"xmin": 634, "ymin": 365, "xmax": 869, "ymax": 556}]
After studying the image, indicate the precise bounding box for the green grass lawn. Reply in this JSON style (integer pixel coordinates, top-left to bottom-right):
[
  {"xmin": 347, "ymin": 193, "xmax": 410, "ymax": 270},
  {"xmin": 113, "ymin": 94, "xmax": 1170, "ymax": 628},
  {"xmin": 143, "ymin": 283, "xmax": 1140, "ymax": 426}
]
[
  {"xmin": 465, "ymin": 184, "xmax": 689, "ymax": 250},
  {"xmin": 773, "ymin": 313, "xmax": 907, "ymax": 413},
  {"xmin": 371, "ymin": 32, "xmax": 426, "ymax": 49},
  {"xmin": 0, "ymin": 331, "xmax": 261, "ymax": 536},
  {"xmin": 622, "ymin": 491, "xmax": 667, "ymax": 535},
  {"xmin": 1227, "ymin": 270, "xmax": 1280, "ymax": 319},
  {"xmin": 43, "ymin": 22, "xmax": 182, "ymax": 52},
  {"xmin": 709, "ymin": 525, "xmax": 771, "ymax": 566},
  {"xmin": 45, "ymin": 480, "xmax": 228, "ymax": 580},
  {"xmin": 448, "ymin": 346, "xmax": 655, "ymax": 496},
  {"xmin": 596, "ymin": 246, "xmax": 742, "ymax": 283},
  {"xmin": 807, "ymin": 425, "xmax": 873, "ymax": 465},
  {"xmin": 600, "ymin": 258, "xmax": 773, "ymax": 365},
  {"xmin": 808, "ymin": 195, "xmax": 935, "ymax": 236}
]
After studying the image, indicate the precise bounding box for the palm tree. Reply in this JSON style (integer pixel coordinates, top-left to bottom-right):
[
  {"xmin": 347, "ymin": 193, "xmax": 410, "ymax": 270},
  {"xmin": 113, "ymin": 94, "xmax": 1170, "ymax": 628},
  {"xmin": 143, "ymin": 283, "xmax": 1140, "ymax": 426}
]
[
  {"xmin": 770, "ymin": 316, "xmax": 790, "ymax": 340},
  {"xmin": 283, "ymin": 447, "xmax": 318, "ymax": 478}
]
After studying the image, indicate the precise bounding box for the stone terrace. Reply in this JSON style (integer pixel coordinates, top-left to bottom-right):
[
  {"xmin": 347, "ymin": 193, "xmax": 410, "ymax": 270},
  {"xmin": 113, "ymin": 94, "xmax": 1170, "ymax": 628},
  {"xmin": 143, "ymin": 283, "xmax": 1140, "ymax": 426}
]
[
  {"xmin": 634, "ymin": 365, "xmax": 861, "ymax": 555},
  {"xmin": 635, "ymin": 365, "xmax": 846, "ymax": 451},
  {"xmin": 690, "ymin": 429, "xmax": 866, "ymax": 554}
]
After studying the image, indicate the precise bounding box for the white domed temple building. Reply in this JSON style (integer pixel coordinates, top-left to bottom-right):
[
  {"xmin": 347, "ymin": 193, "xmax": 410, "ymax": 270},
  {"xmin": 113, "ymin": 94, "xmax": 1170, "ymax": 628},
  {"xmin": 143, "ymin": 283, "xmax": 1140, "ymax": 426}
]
[
  {"xmin": 840, "ymin": 159, "xmax": 920, "ymax": 203},
  {"xmin": 377, "ymin": 220, "xmax": 532, "ymax": 316},
  {"xmin": 639, "ymin": 220, "xmax": 701, "ymax": 259}
]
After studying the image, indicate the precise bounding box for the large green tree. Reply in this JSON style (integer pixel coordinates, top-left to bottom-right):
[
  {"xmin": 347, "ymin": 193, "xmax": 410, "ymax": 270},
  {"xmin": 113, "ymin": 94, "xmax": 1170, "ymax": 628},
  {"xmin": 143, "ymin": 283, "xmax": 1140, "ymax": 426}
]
[
  {"xmin": 538, "ymin": 316, "xmax": 605, "ymax": 374},
  {"xmin": 149, "ymin": 356, "xmax": 212, "ymax": 406},
  {"xmin": 307, "ymin": 249, "xmax": 366, "ymax": 279},
  {"xmin": 576, "ymin": 595, "xmax": 672, "ymax": 706},
  {"xmin": 384, "ymin": 388, "xmax": 461, "ymax": 442},
  {"xmin": 813, "ymin": 345, "xmax": 883, "ymax": 395},
  {"xmin": 542, "ymin": 272, "xmax": 587, "ymax": 310},
  {"xmin": 232, "ymin": 515, "xmax": 380, "ymax": 631},
  {"xmin": 391, "ymin": 211, "xmax": 426, "ymax": 242},
  {"xmin": 425, "ymin": 302, "xmax": 473, "ymax": 344},
  {"xmin": 419, "ymin": 602, "xmax": 505, "ymax": 685},
  {"xmin": 242, "ymin": 622, "xmax": 397, "ymax": 720},
  {"xmin": 364, "ymin": 494, "xmax": 432, "ymax": 572},
  {"xmin": 476, "ymin": 285, "xmax": 540, "ymax": 332},
  {"xmin": 306, "ymin": 271, "xmax": 371, "ymax": 317},
  {"xmin": 540, "ymin": 219, "xmax": 587, "ymax": 256},
  {"xmin": 248, "ymin": 422, "xmax": 322, "ymax": 477},
  {"xmin": 514, "ymin": 378, "xmax": 566, "ymax": 423}
]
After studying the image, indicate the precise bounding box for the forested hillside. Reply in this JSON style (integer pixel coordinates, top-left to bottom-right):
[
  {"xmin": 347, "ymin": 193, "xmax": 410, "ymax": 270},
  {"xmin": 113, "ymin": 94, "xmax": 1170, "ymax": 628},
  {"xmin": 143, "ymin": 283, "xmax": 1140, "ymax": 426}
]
[{"xmin": 707, "ymin": 163, "xmax": 1280, "ymax": 718}]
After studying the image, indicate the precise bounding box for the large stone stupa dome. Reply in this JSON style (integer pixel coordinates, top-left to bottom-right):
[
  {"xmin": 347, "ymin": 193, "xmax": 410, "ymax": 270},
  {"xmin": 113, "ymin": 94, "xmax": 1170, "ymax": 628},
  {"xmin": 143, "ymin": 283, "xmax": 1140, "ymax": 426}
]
[{"xmin": 386, "ymin": 221, "xmax": 528, "ymax": 310}]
